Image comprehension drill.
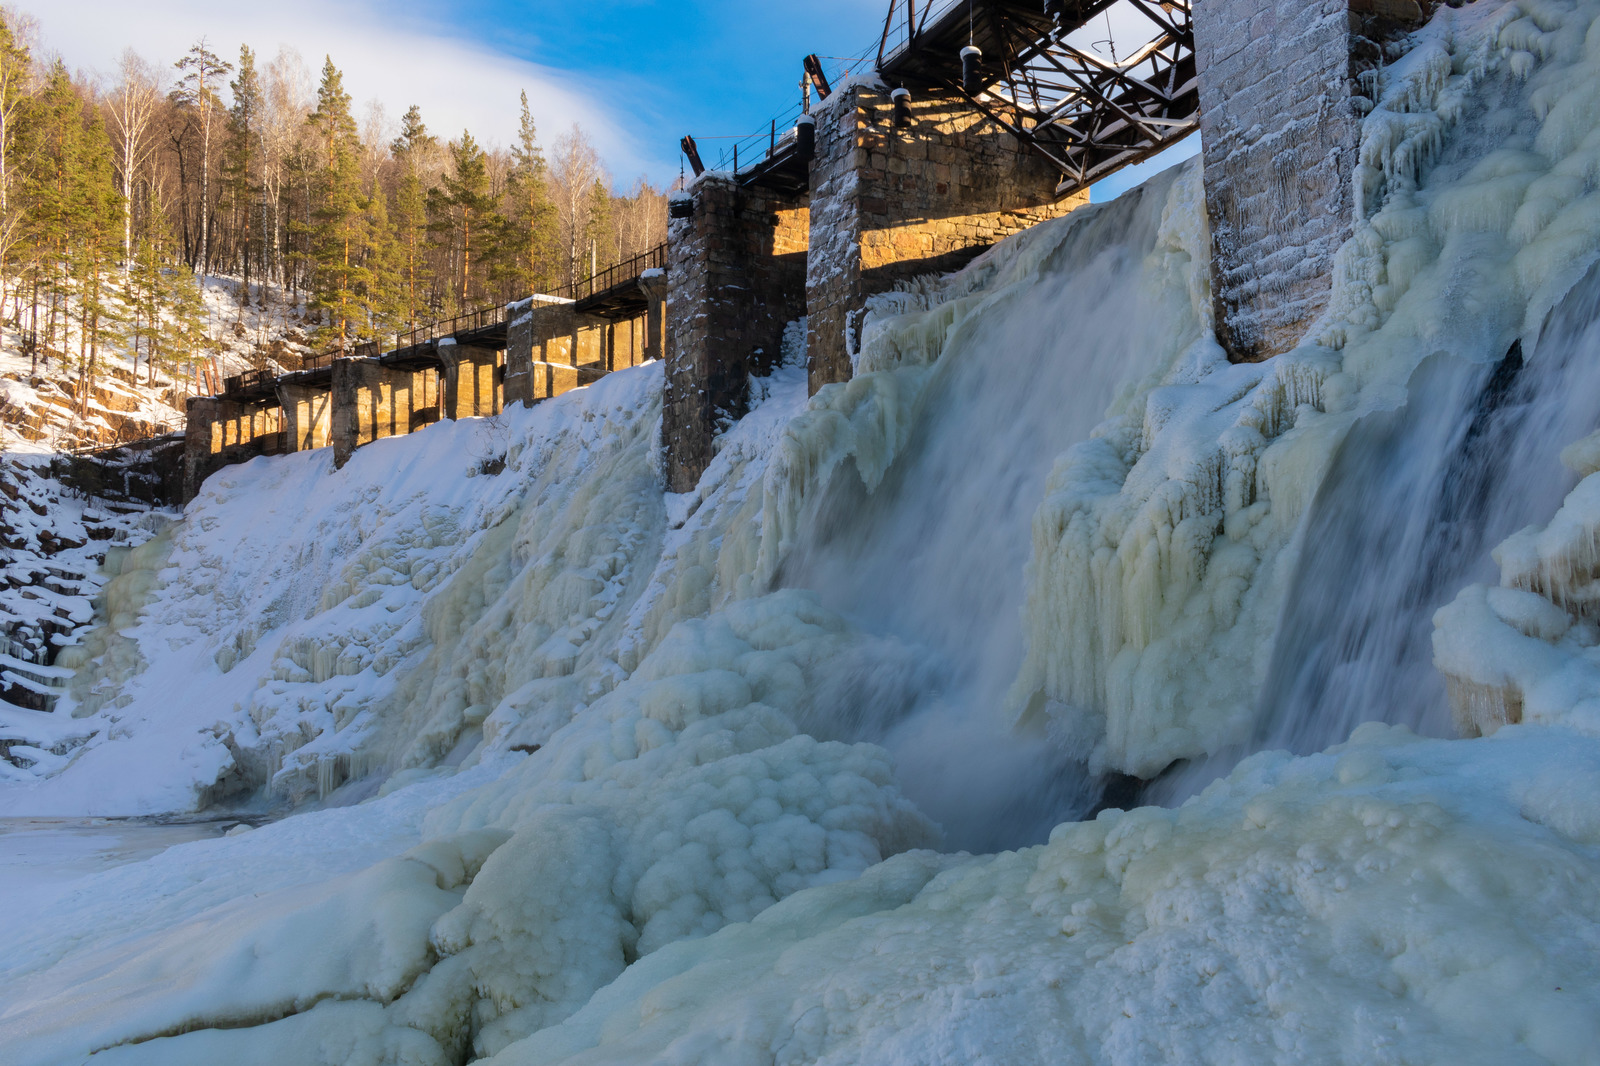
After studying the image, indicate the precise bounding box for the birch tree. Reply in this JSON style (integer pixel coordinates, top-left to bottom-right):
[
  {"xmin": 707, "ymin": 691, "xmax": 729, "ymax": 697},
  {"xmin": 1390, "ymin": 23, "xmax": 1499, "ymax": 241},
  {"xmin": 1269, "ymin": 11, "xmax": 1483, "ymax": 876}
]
[{"xmin": 107, "ymin": 50, "xmax": 161, "ymax": 265}]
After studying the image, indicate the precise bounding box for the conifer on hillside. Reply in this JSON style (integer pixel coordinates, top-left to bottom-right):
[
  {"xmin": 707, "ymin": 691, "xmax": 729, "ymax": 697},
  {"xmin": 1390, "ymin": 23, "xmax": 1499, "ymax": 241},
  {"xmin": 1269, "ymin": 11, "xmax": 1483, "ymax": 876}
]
[
  {"xmin": 225, "ymin": 45, "xmax": 262, "ymax": 309},
  {"xmin": 390, "ymin": 105, "xmax": 436, "ymax": 330},
  {"xmin": 303, "ymin": 57, "xmax": 368, "ymax": 351},
  {"xmin": 497, "ymin": 91, "xmax": 556, "ymax": 295},
  {"xmin": 430, "ymin": 131, "xmax": 495, "ymax": 308},
  {"xmin": 0, "ymin": 5, "xmax": 668, "ymax": 416}
]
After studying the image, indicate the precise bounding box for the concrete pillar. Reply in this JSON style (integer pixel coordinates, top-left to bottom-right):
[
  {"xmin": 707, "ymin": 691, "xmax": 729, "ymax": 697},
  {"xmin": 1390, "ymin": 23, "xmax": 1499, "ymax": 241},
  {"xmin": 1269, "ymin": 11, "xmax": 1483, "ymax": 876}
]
[
  {"xmin": 805, "ymin": 84, "xmax": 1086, "ymax": 393},
  {"xmin": 439, "ymin": 343, "xmax": 502, "ymax": 420},
  {"xmin": 662, "ymin": 175, "xmax": 809, "ymax": 493},
  {"xmin": 1194, "ymin": 0, "xmax": 1437, "ymax": 362},
  {"xmin": 331, "ymin": 358, "xmax": 430, "ymax": 469},
  {"xmin": 277, "ymin": 382, "xmax": 332, "ymax": 452}
]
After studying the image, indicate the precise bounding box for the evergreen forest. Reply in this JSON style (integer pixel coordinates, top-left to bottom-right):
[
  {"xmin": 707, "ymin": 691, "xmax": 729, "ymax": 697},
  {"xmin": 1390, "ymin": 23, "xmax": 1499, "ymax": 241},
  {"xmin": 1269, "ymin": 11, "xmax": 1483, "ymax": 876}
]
[{"xmin": 0, "ymin": 9, "xmax": 668, "ymax": 408}]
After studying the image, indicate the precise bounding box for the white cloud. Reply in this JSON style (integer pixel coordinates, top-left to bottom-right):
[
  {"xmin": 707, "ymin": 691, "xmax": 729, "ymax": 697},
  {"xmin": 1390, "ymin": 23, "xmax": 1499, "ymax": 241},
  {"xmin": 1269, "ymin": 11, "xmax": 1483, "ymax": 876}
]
[{"xmin": 21, "ymin": 0, "xmax": 663, "ymax": 180}]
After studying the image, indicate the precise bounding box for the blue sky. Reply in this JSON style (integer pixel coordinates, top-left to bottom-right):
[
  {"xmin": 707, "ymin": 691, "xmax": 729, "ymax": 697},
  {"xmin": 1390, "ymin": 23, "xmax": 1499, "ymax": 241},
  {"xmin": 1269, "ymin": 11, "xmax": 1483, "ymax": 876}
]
[{"xmin": 35, "ymin": 0, "xmax": 1194, "ymax": 196}]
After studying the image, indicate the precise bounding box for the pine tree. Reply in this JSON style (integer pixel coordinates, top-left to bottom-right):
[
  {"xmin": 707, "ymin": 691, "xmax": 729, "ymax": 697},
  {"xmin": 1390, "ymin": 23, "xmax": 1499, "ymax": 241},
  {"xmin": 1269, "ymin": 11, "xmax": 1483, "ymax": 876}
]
[
  {"xmin": 164, "ymin": 263, "xmax": 209, "ymax": 393},
  {"xmin": 71, "ymin": 106, "xmax": 127, "ymax": 417},
  {"xmin": 428, "ymin": 131, "xmax": 494, "ymax": 306},
  {"xmin": 390, "ymin": 105, "xmax": 435, "ymax": 330},
  {"xmin": 128, "ymin": 230, "xmax": 161, "ymax": 383},
  {"xmin": 496, "ymin": 91, "xmax": 556, "ymax": 296},
  {"xmin": 303, "ymin": 57, "xmax": 368, "ymax": 351},
  {"xmin": 360, "ymin": 184, "xmax": 404, "ymax": 339},
  {"xmin": 584, "ymin": 176, "xmax": 613, "ymax": 282},
  {"xmin": 172, "ymin": 39, "xmax": 232, "ymax": 275},
  {"xmin": 24, "ymin": 62, "xmax": 91, "ymax": 360},
  {"xmin": 225, "ymin": 45, "xmax": 262, "ymax": 308},
  {"xmin": 0, "ymin": 12, "xmax": 33, "ymax": 309},
  {"xmin": 307, "ymin": 57, "xmax": 357, "ymax": 172}
]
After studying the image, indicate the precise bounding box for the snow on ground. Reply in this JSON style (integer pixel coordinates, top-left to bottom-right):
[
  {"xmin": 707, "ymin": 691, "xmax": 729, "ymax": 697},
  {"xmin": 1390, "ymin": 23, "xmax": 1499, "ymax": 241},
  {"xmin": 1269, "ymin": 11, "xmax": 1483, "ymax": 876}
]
[
  {"xmin": 7, "ymin": 1, "xmax": 1600, "ymax": 1063},
  {"xmin": 0, "ymin": 274, "xmax": 313, "ymax": 452}
]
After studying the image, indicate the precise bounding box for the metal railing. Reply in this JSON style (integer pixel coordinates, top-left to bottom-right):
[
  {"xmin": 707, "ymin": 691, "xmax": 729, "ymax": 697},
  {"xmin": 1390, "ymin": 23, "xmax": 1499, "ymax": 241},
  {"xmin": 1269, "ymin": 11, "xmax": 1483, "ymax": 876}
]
[
  {"xmin": 222, "ymin": 368, "xmax": 275, "ymax": 394},
  {"xmin": 288, "ymin": 242, "xmax": 670, "ymax": 373},
  {"xmin": 556, "ymin": 242, "xmax": 667, "ymax": 303},
  {"xmin": 687, "ymin": 50, "xmax": 874, "ymax": 182},
  {"xmin": 876, "ymin": 0, "xmax": 966, "ymax": 68}
]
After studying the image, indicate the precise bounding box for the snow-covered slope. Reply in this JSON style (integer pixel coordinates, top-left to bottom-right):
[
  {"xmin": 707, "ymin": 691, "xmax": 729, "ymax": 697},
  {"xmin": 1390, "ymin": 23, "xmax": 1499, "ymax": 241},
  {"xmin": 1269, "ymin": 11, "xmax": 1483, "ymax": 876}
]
[
  {"xmin": 0, "ymin": 276, "xmax": 314, "ymax": 453},
  {"xmin": 8, "ymin": 1, "xmax": 1600, "ymax": 1063}
]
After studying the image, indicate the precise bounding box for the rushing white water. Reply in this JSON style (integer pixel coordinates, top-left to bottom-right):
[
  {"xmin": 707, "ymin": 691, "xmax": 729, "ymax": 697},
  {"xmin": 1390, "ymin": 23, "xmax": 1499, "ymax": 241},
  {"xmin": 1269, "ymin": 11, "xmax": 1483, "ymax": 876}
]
[
  {"xmin": 780, "ymin": 166, "xmax": 1202, "ymax": 849},
  {"xmin": 1259, "ymin": 264, "xmax": 1600, "ymax": 754}
]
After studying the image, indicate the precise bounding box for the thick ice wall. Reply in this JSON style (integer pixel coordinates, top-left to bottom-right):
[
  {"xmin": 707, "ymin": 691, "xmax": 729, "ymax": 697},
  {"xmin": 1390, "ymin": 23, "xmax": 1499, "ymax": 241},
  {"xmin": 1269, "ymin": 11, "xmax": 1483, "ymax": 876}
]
[{"xmin": 1008, "ymin": 0, "xmax": 1600, "ymax": 779}]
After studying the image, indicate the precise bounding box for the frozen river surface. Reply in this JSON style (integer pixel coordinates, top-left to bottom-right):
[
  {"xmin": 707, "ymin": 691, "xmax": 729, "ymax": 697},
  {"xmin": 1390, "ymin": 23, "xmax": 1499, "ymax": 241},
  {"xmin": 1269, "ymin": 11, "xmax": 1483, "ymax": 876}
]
[{"xmin": 0, "ymin": 818, "xmax": 239, "ymax": 908}]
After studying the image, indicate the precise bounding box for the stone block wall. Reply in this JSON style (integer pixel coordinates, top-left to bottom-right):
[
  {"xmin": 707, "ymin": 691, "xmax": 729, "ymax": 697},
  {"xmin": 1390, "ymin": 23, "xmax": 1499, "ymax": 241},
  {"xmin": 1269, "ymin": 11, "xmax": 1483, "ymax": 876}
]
[
  {"xmin": 331, "ymin": 359, "xmax": 434, "ymax": 469},
  {"xmin": 1194, "ymin": 0, "xmax": 1440, "ymax": 362},
  {"xmin": 505, "ymin": 284, "xmax": 662, "ymax": 409},
  {"xmin": 183, "ymin": 396, "xmax": 285, "ymax": 500},
  {"xmin": 805, "ymin": 84, "xmax": 1086, "ymax": 392},
  {"xmin": 277, "ymin": 382, "xmax": 332, "ymax": 452},
  {"xmin": 663, "ymin": 175, "xmax": 809, "ymax": 492},
  {"xmin": 439, "ymin": 344, "xmax": 501, "ymax": 420}
]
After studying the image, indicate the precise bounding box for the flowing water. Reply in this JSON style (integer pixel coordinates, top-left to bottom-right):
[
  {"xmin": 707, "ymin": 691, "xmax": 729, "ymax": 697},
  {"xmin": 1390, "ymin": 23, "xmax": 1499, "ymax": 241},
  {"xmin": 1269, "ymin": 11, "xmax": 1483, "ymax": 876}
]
[
  {"xmin": 1260, "ymin": 264, "xmax": 1600, "ymax": 751},
  {"xmin": 1134, "ymin": 260, "xmax": 1600, "ymax": 808},
  {"xmin": 784, "ymin": 170, "xmax": 1194, "ymax": 851}
]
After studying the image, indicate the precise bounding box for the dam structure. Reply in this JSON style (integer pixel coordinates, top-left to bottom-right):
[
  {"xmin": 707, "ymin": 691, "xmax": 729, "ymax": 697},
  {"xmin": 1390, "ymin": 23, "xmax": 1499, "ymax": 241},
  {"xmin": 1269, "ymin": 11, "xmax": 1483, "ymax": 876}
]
[{"xmin": 183, "ymin": 0, "xmax": 1440, "ymax": 499}]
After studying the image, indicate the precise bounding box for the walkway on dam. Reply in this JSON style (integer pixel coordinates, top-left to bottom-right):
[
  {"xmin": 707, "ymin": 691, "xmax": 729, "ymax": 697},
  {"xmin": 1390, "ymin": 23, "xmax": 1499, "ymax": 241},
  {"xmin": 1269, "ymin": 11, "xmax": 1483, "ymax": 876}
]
[
  {"xmin": 216, "ymin": 242, "xmax": 667, "ymax": 411},
  {"xmin": 184, "ymin": 243, "xmax": 668, "ymax": 498}
]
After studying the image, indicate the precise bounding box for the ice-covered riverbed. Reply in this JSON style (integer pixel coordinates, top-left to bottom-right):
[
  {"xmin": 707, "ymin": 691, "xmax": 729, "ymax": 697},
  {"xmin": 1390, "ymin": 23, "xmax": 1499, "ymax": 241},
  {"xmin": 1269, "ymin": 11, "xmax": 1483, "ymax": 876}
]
[{"xmin": 0, "ymin": 818, "xmax": 241, "ymax": 900}]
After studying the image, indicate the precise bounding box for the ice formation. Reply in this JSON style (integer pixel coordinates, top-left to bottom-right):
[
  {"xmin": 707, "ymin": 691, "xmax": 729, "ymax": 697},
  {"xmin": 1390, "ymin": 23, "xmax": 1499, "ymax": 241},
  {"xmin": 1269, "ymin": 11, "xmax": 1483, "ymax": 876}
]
[{"xmin": 10, "ymin": 0, "xmax": 1600, "ymax": 1062}]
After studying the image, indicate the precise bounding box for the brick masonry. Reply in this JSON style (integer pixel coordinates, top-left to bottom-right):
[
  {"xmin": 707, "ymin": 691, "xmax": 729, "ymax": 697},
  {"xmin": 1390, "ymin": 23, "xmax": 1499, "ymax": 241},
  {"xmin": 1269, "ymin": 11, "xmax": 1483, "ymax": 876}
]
[
  {"xmin": 663, "ymin": 175, "xmax": 809, "ymax": 493},
  {"xmin": 805, "ymin": 84, "xmax": 1086, "ymax": 392},
  {"xmin": 1194, "ymin": 0, "xmax": 1441, "ymax": 362}
]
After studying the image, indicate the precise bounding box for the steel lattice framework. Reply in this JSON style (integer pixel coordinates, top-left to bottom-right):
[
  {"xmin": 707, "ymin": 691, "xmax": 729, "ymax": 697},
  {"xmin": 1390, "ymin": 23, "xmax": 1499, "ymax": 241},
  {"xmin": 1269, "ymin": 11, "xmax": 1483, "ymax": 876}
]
[{"xmin": 878, "ymin": 0, "xmax": 1198, "ymax": 196}]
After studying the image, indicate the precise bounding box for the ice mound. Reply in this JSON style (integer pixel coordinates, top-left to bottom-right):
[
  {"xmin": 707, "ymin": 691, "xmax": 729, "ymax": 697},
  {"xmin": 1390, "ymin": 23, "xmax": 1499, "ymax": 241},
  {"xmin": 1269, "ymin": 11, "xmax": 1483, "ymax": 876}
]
[
  {"xmin": 458, "ymin": 722, "xmax": 1600, "ymax": 1066},
  {"xmin": 3, "ymin": 591, "xmax": 935, "ymax": 1065},
  {"xmin": 1434, "ymin": 446, "xmax": 1600, "ymax": 738}
]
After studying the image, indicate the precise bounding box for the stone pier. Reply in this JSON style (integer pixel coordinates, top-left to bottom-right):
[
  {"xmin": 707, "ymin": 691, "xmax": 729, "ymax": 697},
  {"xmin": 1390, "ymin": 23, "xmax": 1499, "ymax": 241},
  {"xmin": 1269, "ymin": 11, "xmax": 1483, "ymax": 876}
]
[
  {"xmin": 506, "ymin": 289, "xmax": 662, "ymax": 410},
  {"xmin": 439, "ymin": 343, "xmax": 501, "ymax": 420},
  {"xmin": 277, "ymin": 382, "xmax": 332, "ymax": 452},
  {"xmin": 663, "ymin": 175, "xmax": 809, "ymax": 492},
  {"xmin": 805, "ymin": 85, "xmax": 1085, "ymax": 392},
  {"xmin": 1193, "ymin": 0, "xmax": 1440, "ymax": 362},
  {"xmin": 331, "ymin": 358, "xmax": 438, "ymax": 469},
  {"xmin": 640, "ymin": 270, "xmax": 668, "ymax": 368},
  {"xmin": 183, "ymin": 396, "xmax": 286, "ymax": 500}
]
